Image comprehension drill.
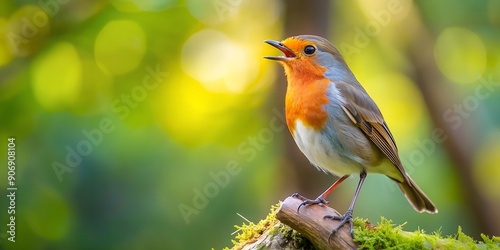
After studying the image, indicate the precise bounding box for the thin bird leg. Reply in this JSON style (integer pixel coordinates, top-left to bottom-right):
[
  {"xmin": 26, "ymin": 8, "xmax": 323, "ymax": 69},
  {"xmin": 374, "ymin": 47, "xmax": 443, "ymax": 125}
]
[
  {"xmin": 325, "ymin": 170, "xmax": 367, "ymax": 239},
  {"xmin": 293, "ymin": 175, "xmax": 349, "ymax": 213}
]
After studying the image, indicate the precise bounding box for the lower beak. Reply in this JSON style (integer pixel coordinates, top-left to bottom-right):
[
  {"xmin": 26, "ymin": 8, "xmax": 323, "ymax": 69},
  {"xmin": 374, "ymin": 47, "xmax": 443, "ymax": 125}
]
[{"xmin": 264, "ymin": 40, "xmax": 296, "ymax": 61}]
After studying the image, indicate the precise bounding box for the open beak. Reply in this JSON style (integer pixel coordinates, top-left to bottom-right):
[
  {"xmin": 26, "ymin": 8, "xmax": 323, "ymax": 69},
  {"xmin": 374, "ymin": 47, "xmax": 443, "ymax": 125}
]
[{"xmin": 263, "ymin": 40, "xmax": 296, "ymax": 61}]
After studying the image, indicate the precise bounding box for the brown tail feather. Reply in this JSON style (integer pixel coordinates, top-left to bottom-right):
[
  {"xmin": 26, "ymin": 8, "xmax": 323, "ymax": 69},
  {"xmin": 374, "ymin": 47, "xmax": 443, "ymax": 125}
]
[{"xmin": 396, "ymin": 175, "xmax": 438, "ymax": 214}]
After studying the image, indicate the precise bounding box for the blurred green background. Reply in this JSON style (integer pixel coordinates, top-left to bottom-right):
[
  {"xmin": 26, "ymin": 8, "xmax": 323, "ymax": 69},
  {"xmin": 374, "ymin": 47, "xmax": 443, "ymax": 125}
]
[{"xmin": 1, "ymin": 0, "xmax": 499, "ymax": 249}]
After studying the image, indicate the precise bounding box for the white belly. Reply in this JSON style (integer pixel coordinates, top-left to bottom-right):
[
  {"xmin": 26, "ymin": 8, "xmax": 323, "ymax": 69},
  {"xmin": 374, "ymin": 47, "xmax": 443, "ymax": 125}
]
[{"xmin": 292, "ymin": 120, "xmax": 364, "ymax": 176}]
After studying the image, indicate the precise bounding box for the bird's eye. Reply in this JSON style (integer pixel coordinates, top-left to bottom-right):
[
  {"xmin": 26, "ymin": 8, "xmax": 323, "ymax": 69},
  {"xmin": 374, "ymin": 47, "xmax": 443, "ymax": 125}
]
[{"xmin": 303, "ymin": 45, "xmax": 316, "ymax": 55}]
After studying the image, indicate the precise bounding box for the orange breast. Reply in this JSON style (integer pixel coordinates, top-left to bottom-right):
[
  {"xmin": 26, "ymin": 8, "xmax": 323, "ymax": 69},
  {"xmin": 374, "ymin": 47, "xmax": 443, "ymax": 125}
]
[{"xmin": 285, "ymin": 64, "xmax": 330, "ymax": 134}]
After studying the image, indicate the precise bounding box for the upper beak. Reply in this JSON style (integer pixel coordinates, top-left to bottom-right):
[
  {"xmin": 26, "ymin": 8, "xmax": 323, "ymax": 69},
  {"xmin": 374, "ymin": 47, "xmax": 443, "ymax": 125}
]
[{"xmin": 263, "ymin": 40, "xmax": 296, "ymax": 61}]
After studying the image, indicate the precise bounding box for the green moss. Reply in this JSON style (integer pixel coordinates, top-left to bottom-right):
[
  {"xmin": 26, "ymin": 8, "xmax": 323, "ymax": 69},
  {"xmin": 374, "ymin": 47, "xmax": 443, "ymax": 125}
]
[
  {"xmin": 353, "ymin": 218, "xmax": 500, "ymax": 250},
  {"xmin": 353, "ymin": 217, "xmax": 425, "ymax": 249},
  {"xmin": 225, "ymin": 202, "xmax": 313, "ymax": 250},
  {"xmin": 227, "ymin": 203, "xmax": 281, "ymax": 250},
  {"xmin": 480, "ymin": 234, "xmax": 500, "ymax": 249}
]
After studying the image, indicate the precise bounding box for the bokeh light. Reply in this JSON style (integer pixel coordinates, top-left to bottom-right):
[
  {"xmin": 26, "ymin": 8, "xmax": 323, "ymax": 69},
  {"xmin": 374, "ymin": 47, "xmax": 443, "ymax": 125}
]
[
  {"xmin": 95, "ymin": 20, "xmax": 146, "ymax": 75},
  {"xmin": 32, "ymin": 42, "xmax": 82, "ymax": 110},
  {"xmin": 434, "ymin": 27, "xmax": 486, "ymax": 84},
  {"xmin": 181, "ymin": 29, "xmax": 258, "ymax": 94}
]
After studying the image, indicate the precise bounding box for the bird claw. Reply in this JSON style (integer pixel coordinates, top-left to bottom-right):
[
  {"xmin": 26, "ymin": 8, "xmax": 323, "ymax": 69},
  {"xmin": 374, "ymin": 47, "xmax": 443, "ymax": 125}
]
[
  {"xmin": 292, "ymin": 193, "xmax": 329, "ymax": 213},
  {"xmin": 324, "ymin": 209, "xmax": 355, "ymax": 240}
]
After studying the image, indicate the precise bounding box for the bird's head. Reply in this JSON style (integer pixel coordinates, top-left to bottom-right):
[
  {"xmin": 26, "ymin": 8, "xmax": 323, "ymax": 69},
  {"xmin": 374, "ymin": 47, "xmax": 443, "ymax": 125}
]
[{"xmin": 264, "ymin": 35, "xmax": 353, "ymax": 82}]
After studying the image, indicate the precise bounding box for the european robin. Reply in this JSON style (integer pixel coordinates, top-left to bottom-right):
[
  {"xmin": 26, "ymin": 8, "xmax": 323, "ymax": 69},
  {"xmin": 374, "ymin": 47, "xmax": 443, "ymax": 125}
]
[{"xmin": 264, "ymin": 35, "xmax": 437, "ymax": 237}]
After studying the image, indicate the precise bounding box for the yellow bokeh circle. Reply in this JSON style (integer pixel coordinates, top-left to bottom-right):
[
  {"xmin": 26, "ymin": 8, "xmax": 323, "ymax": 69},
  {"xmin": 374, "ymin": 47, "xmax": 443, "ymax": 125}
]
[
  {"xmin": 181, "ymin": 29, "xmax": 258, "ymax": 94},
  {"xmin": 32, "ymin": 42, "xmax": 82, "ymax": 110},
  {"xmin": 434, "ymin": 27, "xmax": 486, "ymax": 84},
  {"xmin": 95, "ymin": 20, "xmax": 146, "ymax": 75}
]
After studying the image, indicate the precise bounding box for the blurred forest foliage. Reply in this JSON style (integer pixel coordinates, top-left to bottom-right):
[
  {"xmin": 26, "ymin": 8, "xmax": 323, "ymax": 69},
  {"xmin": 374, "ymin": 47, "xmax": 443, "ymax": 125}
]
[{"xmin": 0, "ymin": 0, "xmax": 499, "ymax": 249}]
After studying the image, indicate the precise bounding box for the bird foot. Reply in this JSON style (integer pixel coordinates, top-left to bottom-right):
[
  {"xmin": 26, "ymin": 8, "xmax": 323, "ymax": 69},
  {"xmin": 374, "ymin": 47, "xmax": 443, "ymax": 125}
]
[
  {"xmin": 324, "ymin": 209, "xmax": 354, "ymax": 239},
  {"xmin": 292, "ymin": 193, "xmax": 329, "ymax": 213}
]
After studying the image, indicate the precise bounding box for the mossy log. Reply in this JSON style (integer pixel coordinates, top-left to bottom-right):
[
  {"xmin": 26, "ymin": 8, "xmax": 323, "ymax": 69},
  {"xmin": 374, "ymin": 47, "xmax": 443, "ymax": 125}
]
[{"xmin": 227, "ymin": 196, "xmax": 500, "ymax": 250}]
